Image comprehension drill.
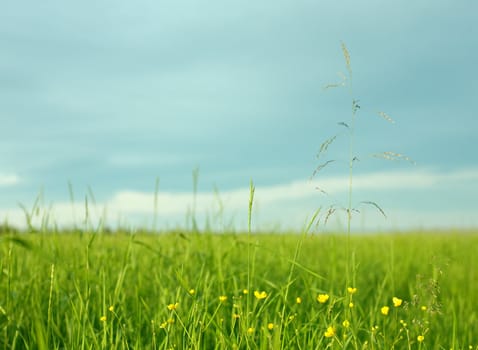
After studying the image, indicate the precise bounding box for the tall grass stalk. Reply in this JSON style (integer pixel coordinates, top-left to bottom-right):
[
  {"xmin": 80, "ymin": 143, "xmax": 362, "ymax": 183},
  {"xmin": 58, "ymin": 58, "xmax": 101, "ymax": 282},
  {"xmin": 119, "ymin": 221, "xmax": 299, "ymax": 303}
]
[
  {"xmin": 153, "ymin": 176, "xmax": 160, "ymax": 233},
  {"xmin": 46, "ymin": 263, "xmax": 55, "ymax": 348},
  {"xmin": 317, "ymin": 42, "xmax": 406, "ymax": 290},
  {"xmin": 67, "ymin": 181, "xmax": 77, "ymax": 230},
  {"xmin": 343, "ymin": 42, "xmax": 356, "ymax": 288},
  {"xmin": 246, "ymin": 179, "xmax": 255, "ymax": 339},
  {"xmin": 191, "ymin": 167, "xmax": 200, "ymax": 233}
]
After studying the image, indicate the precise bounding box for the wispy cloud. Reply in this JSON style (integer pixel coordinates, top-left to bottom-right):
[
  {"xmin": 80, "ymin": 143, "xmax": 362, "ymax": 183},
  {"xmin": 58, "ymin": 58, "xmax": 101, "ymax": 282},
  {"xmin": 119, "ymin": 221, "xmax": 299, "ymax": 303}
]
[{"xmin": 312, "ymin": 168, "xmax": 478, "ymax": 193}]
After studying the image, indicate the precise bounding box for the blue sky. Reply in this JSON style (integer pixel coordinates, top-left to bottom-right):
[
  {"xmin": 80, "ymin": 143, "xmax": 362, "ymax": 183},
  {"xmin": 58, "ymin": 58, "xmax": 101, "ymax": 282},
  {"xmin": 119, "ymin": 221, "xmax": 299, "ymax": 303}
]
[{"xmin": 1, "ymin": 1, "xmax": 477, "ymax": 231}]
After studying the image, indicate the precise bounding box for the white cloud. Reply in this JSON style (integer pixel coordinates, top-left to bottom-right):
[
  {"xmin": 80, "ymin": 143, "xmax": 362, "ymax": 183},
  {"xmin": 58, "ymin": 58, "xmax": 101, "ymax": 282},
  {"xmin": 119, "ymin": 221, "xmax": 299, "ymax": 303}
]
[
  {"xmin": 1, "ymin": 167, "xmax": 477, "ymax": 231},
  {"xmin": 0, "ymin": 174, "xmax": 20, "ymax": 187}
]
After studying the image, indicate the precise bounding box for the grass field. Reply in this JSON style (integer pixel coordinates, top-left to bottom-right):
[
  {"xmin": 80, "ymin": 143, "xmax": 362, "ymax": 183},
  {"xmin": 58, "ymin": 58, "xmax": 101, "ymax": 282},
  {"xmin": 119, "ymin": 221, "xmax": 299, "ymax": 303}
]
[
  {"xmin": 2, "ymin": 43, "xmax": 475, "ymax": 349},
  {"xmin": 1, "ymin": 228, "xmax": 477, "ymax": 349}
]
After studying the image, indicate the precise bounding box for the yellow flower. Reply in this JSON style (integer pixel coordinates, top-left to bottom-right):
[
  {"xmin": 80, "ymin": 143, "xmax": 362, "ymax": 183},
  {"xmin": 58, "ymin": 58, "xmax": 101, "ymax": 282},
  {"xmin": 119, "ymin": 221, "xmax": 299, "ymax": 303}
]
[
  {"xmin": 317, "ymin": 294, "xmax": 330, "ymax": 303},
  {"xmin": 267, "ymin": 323, "xmax": 274, "ymax": 330},
  {"xmin": 247, "ymin": 327, "xmax": 255, "ymax": 335},
  {"xmin": 296, "ymin": 297, "xmax": 302, "ymax": 304},
  {"xmin": 189, "ymin": 289, "xmax": 196, "ymax": 295},
  {"xmin": 347, "ymin": 287, "xmax": 357, "ymax": 294},
  {"xmin": 324, "ymin": 326, "xmax": 336, "ymax": 338},
  {"xmin": 219, "ymin": 295, "xmax": 228, "ymax": 303},
  {"xmin": 167, "ymin": 303, "xmax": 179, "ymax": 311},
  {"xmin": 342, "ymin": 320, "xmax": 350, "ymax": 328},
  {"xmin": 167, "ymin": 317, "xmax": 175, "ymax": 324},
  {"xmin": 254, "ymin": 290, "xmax": 268, "ymax": 300},
  {"xmin": 159, "ymin": 321, "xmax": 168, "ymax": 329},
  {"xmin": 381, "ymin": 306, "xmax": 390, "ymax": 315},
  {"xmin": 243, "ymin": 289, "xmax": 249, "ymax": 294},
  {"xmin": 392, "ymin": 297, "xmax": 403, "ymax": 307},
  {"xmin": 108, "ymin": 305, "xmax": 114, "ymax": 312},
  {"xmin": 233, "ymin": 313, "xmax": 240, "ymax": 319},
  {"xmin": 417, "ymin": 335, "xmax": 425, "ymax": 342},
  {"xmin": 100, "ymin": 315, "xmax": 107, "ymax": 322},
  {"xmin": 421, "ymin": 305, "xmax": 427, "ymax": 311},
  {"xmin": 349, "ymin": 302, "xmax": 354, "ymax": 308}
]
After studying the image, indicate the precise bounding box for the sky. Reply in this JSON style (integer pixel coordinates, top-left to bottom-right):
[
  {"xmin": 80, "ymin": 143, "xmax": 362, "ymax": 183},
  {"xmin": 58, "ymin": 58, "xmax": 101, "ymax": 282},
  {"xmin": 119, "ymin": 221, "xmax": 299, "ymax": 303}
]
[{"xmin": 1, "ymin": 1, "xmax": 477, "ymax": 232}]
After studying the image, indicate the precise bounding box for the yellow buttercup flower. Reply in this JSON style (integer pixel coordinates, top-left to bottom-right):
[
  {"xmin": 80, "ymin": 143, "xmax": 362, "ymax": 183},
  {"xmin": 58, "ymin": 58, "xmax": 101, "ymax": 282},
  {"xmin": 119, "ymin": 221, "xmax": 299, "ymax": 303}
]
[
  {"xmin": 296, "ymin": 297, "xmax": 302, "ymax": 304},
  {"xmin": 247, "ymin": 327, "xmax": 255, "ymax": 335},
  {"xmin": 108, "ymin": 305, "xmax": 114, "ymax": 312},
  {"xmin": 381, "ymin": 306, "xmax": 390, "ymax": 315},
  {"xmin": 254, "ymin": 290, "xmax": 267, "ymax": 300},
  {"xmin": 317, "ymin": 294, "xmax": 330, "ymax": 303},
  {"xmin": 417, "ymin": 335, "xmax": 425, "ymax": 342},
  {"xmin": 167, "ymin": 303, "xmax": 179, "ymax": 311},
  {"xmin": 324, "ymin": 326, "xmax": 336, "ymax": 338},
  {"xmin": 342, "ymin": 320, "xmax": 350, "ymax": 328},
  {"xmin": 347, "ymin": 287, "xmax": 357, "ymax": 294},
  {"xmin": 219, "ymin": 295, "xmax": 228, "ymax": 303},
  {"xmin": 188, "ymin": 289, "xmax": 196, "ymax": 295},
  {"xmin": 100, "ymin": 315, "xmax": 107, "ymax": 322},
  {"xmin": 392, "ymin": 297, "xmax": 403, "ymax": 307},
  {"xmin": 267, "ymin": 323, "xmax": 274, "ymax": 330}
]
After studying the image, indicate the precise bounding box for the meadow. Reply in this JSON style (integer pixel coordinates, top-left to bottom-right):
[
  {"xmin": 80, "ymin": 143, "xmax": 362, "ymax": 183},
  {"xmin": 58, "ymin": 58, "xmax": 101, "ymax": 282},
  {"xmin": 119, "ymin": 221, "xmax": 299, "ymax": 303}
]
[
  {"xmin": 1, "ymin": 227, "xmax": 477, "ymax": 349},
  {"xmin": 2, "ymin": 43, "xmax": 476, "ymax": 349}
]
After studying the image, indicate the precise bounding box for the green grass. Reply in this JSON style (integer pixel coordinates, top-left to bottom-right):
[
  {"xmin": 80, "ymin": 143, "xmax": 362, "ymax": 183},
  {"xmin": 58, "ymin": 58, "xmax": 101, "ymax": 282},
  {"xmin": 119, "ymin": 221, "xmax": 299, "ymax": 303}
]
[{"xmin": 1, "ymin": 229, "xmax": 477, "ymax": 349}]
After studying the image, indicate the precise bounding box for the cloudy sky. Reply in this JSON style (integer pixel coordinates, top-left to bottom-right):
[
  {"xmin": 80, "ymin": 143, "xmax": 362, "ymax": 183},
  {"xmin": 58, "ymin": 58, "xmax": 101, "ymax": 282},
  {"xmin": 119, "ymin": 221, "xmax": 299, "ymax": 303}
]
[{"xmin": 1, "ymin": 1, "xmax": 477, "ymax": 232}]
